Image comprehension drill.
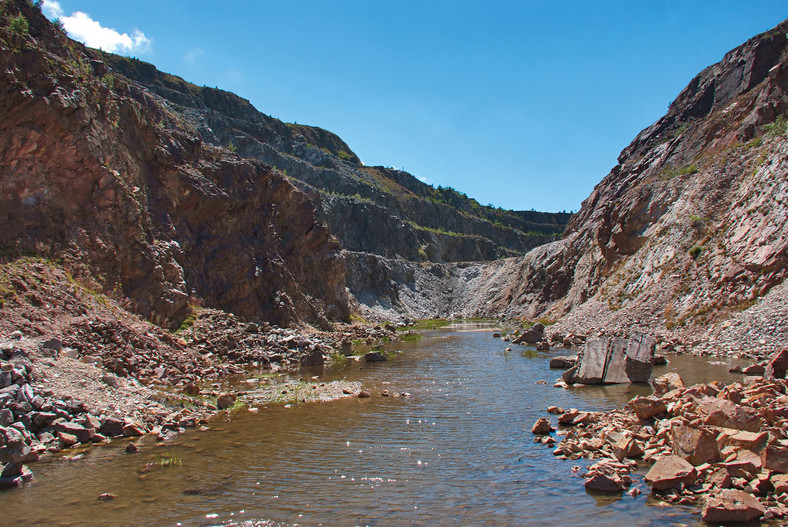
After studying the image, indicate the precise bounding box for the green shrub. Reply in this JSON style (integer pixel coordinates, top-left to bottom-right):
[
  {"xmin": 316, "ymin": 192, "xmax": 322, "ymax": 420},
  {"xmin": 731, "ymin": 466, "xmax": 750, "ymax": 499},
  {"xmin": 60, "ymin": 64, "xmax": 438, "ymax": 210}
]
[
  {"xmin": 763, "ymin": 115, "xmax": 787, "ymax": 137},
  {"xmin": 9, "ymin": 14, "xmax": 29, "ymax": 36},
  {"xmin": 689, "ymin": 245, "xmax": 702, "ymax": 260}
]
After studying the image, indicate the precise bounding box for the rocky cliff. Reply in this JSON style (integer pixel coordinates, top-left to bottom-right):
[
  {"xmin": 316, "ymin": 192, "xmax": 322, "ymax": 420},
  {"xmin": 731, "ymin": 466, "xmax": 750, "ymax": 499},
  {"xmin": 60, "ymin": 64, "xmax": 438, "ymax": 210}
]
[
  {"xmin": 469, "ymin": 19, "xmax": 788, "ymax": 356},
  {"xmin": 95, "ymin": 52, "xmax": 570, "ymax": 263},
  {"xmin": 0, "ymin": 1, "xmax": 347, "ymax": 328}
]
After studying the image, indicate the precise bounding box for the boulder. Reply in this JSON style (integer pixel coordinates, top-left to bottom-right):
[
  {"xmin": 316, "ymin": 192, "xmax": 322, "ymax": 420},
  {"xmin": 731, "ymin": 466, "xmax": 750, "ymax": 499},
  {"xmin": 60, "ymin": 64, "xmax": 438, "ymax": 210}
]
[
  {"xmin": 671, "ymin": 422, "xmax": 720, "ymax": 466},
  {"xmin": 718, "ymin": 429, "xmax": 769, "ymax": 454},
  {"xmin": 772, "ymin": 473, "xmax": 788, "ymax": 493},
  {"xmin": 701, "ymin": 489, "xmax": 765, "ymax": 523},
  {"xmin": 629, "ymin": 396, "xmax": 666, "ymax": 420},
  {"xmin": 583, "ymin": 460, "xmax": 631, "ymax": 493},
  {"xmin": 216, "ymin": 393, "xmax": 236, "ymax": 410},
  {"xmin": 53, "ymin": 421, "xmax": 94, "ymax": 443},
  {"xmin": 549, "ymin": 356, "xmax": 576, "ymax": 369},
  {"xmin": 531, "ymin": 417, "xmax": 554, "ymax": 435},
  {"xmin": 364, "ymin": 351, "xmax": 387, "ymax": 362},
  {"xmin": 564, "ymin": 334, "xmax": 655, "ymax": 385},
  {"xmin": 765, "ymin": 348, "xmax": 788, "ymax": 379},
  {"xmin": 652, "ymin": 372, "xmax": 684, "ymax": 396},
  {"xmin": 697, "ymin": 397, "xmax": 762, "ymax": 432},
  {"xmin": 612, "ymin": 436, "xmax": 644, "ymax": 460},
  {"xmin": 513, "ymin": 323, "xmax": 544, "ymax": 345},
  {"xmin": 644, "ymin": 455, "xmax": 697, "ymax": 491},
  {"xmin": 99, "ymin": 417, "xmax": 125, "ymax": 437},
  {"xmin": 762, "ymin": 445, "xmax": 788, "ymax": 473}
]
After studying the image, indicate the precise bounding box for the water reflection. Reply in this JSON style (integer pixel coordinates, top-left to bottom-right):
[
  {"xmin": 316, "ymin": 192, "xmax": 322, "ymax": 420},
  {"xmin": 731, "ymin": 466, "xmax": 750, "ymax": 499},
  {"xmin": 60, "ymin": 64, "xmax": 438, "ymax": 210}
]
[{"xmin": 0, "ymin": 323, "xmax": 747, "ymax": 526}]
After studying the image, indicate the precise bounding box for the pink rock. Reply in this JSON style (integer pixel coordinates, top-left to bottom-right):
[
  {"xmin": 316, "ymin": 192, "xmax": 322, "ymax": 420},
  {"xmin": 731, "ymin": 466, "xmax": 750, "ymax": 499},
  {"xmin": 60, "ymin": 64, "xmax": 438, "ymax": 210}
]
[
  {"xmin": 645, "ymin": 455, "xmax": 697, "ymax": 491},
  {"xmin": 702, "ymin": 489, "xmax": 765, "ymax": 523}
]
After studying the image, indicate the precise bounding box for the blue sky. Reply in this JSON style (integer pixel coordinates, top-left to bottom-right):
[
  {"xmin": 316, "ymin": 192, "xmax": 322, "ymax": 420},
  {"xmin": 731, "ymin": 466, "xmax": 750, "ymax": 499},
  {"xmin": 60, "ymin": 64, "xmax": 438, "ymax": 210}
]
[{"xmin": 43, "ymin": 1, "xmax": 788, "ymax": 213}]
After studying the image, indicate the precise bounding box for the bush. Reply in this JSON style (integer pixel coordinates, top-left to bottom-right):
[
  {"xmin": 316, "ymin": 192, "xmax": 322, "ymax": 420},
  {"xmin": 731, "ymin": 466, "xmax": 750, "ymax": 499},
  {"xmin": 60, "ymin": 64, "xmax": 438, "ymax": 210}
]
[
  {"xmin": 689, "ymin": 245, "xmax": 702, "ymax": 260},
  {"xmin": 9, "ymin": 14, "xmax": 29, "ymax": 36}
]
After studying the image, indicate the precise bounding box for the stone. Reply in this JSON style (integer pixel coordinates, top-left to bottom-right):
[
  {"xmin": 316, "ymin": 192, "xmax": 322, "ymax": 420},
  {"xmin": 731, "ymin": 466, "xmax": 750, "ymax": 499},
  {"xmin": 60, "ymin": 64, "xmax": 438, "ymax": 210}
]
[
  {"xmin": 0, "ymin": 409, "xmax": 12, "ymax": 427},
  {"xmin": 652, "ymin": 372, "xmax": 685, "ymax": 396},
  {"xmin": 719, "ymin": 429, "xmax": 769, "ymax": 454},
  {"xmin": 564, "ymin": 334, "xmax": 655, "ymax": 385},
  {"xmin": 57, "ymin": 431, "xmax": 78, "ymax": 446},
  {"xmin": 364, "ymin": 352, "xmax": 387, "ymax": 362},
  {"xmin": 357, "ymin": 390, "xmax": 371, "ymax": 398},
  {"xmin": 216, "ymin": 393, "xmax": 236, "ymax": 410},
  {"xmin": 300, "ymin": 350, "xmax": 324, "ymax": 366},
  {"xmin": 742, "ymin": 364, "xmax": 765, "ymax": 375},
  {"xmin": 771, "ymin": 473, "xmax": 788, "ymax": 493},
  {"xmin": 762, "ymin": 445, "xmax": 788, "ymax": 473},
  {"xmin": 53, "ymin": 421, "xmax": 94, "ymax": 443},
  {"xmin": 630, "ymin": 396, "xmax": 666, "ymax": 420},
  {"xmin": 613, "ymin": 436, "xmax": 644, "ymax": 460},
  {"xmin": 697, "ymin": 397, "xmax": 762, "ymax": 432},
  {"xmin": 549, "ymin": 356, "xmax": 576, "ymax": 369},
  {"xmin": 671, "ymin": 423, "xmax": 720, "ymax": 466},
  {"xmin": 724, "ymin": 450, "xmax": 762, "ymax": 480},
  {"xmin": 183, "ymin": 383, "xmax": 200, "ymax": 396},
  {"xmin": 121, "ymin": 423, "xmax": 145, "ymax": 437},
  {"xmin": 512, "ymin": 323, "xmax": 544, "ymax": 345},
  {"xmin": 0, "ymin": 464, "xmax": 32, "ymax": 488},
  {"xmin": 531, "ymin": 417, "xmax": 554, "ymax": 435},
  {"xmin": 652, "ymin": 355, "xmax": 668, "ymax": 366},
  {"xmin": 585, "ymin": 472, "xmax": 628, "ymax": 493},
  {"xmin": 701, "ymin": 489, "xmax": 765, "ymax": 523},
  {"xmin": 40, "ymin": 338, "xmax": 63, "ymax": 351},
  {"xmin": 765, "ymin": 348, "xmax": 788, "ymax": 379},
  {"xmin": 644, "ymin": 455, "xmax": 697, "ymax": 491},
  {"xmin": 125, "ymin": 442, "xmax": 139, "ymax": 454},
  {"xmin": 707, "ymin": 468, "xmax": 733, "ymax": 489},
  {"xmin": 100, "ymin": 417, "xmax": 125, "ymax": 437}
]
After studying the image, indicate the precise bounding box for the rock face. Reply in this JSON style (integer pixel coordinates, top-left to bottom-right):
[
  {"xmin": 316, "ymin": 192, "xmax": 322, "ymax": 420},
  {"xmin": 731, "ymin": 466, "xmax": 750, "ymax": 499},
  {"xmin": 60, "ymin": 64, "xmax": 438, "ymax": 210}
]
[
  {"xmin": 0, "ymin": 1, "xmax": 347, "ymax": 329},
  {"xmin": 454, "ymin": 19, "xmax": 788, "ymax": 357},
  {"xmin": 563, "ymin": 335, "xmax": 655, "ymax": 385},
  {"xmin": 96, "ymin": 48, "xmax": 569, "ymax": 267},
  {"xmin": 702, "ymin": 489, "xmax": 765, "ymax": 523}
]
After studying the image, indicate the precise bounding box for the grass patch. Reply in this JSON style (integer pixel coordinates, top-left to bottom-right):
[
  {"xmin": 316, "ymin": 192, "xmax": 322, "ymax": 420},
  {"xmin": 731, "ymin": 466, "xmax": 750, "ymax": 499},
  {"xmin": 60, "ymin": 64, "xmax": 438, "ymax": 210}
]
[
  {"xmin": 153, "ymin": 453, "xmax": 182, "ymax": 467},
  {"xmin": 763, "ymin": 115, "xmax": 787, "ymax": 137},
  {"xmin": 398, "ymin": 332, "xmax": 422, "ymax": 342},
  {"xmin": 689, "ymin": 245, "xmax": 703, "ymax": 260},
  {"xmin": 410, "ymin": 318, "xmax": 450, "ymax": 330}
]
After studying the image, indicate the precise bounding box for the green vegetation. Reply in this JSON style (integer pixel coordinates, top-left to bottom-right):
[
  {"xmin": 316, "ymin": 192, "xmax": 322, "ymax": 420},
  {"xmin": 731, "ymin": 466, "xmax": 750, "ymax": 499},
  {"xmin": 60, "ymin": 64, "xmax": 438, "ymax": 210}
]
[
  {"xmin": 398, "ymin": 332, "xmax": 423, "ymax": 342},
  {"xmin": 688, "ymin": 245, "xmax": 703, "ymax": 260},
  {"xmin": 8, "ymin": 13, "xmax": 28, "ymax": 36},
  {"xmin": 763, "ymin": 115, "xmax": 787, "ymax": 137},
  {"xmin": 410, "ymin": 318, "xmax": 450, "ymax": 330},
  {"xmin": 660, "ymin": 164, "xmax": 699, "ymax": 180},
  {"xmin": 176, "ymin": 308, "xmax": 199, "ymax": 333},
  {"xmin": 673, "ymin": 123, "xmax": 689, "ymax": 137},
  {"xmin": 227, "ymin": 141, "xmax": 237, "ymax": 153},
  {"xmin": 153, "ymin": 453, "xmax": 182, "ymax": 467},
  {"xmin": 101, "ymin": 73, "xmax": 115, "ymax": 90}
]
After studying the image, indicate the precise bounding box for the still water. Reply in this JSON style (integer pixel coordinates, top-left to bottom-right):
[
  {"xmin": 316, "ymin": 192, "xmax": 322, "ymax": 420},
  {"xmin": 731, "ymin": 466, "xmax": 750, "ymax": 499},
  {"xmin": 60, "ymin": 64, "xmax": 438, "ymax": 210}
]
[{"xmin": 1, "ymin": 324, "xmax": 746, "ymax": 526}]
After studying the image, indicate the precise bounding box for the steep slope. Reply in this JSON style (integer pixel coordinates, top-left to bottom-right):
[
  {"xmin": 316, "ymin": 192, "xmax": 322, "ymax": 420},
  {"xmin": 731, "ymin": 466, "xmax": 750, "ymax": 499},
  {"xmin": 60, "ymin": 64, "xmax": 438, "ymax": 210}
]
[
  {"xmin": 0, "ymin": 1, "xmax": 347, "ymax": 328},
  {"xmin": 95, "ymin": 52, "xmax": 570, "ymax": 263},
  {"xmin": 473, "ymin": 19, "xmax": 788, "ymax": 356}
]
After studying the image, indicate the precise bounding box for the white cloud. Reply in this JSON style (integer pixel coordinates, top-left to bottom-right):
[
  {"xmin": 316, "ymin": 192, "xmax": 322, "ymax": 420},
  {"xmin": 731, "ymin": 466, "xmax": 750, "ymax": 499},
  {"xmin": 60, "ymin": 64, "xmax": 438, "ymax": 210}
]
[
  {"xmin": 42, "ymin": 0, "xmax": 63, "ymax": 19},
  {"xmin": 41, "ymin": 0, "xmax": 151, "ymax": 55},
  {"xmin": 183, "ymin": 48, "xmax": 204, "ymax": 66}
]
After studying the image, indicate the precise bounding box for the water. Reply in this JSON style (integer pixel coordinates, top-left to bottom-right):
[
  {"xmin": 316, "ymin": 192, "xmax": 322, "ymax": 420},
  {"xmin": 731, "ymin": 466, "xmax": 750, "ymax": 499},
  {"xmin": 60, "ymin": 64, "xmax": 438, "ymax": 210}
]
[{"xmin": 0, "ymin": 324, "xmax": 746, "ymax": 526}]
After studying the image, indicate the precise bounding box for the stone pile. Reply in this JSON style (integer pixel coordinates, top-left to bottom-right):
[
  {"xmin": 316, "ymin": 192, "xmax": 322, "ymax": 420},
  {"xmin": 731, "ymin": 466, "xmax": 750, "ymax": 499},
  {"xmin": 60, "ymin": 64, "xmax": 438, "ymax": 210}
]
[
  {"xmin": 0, "ymin": 338, "xmax": 210, "ymax": 486},
  {"xmin": 533, "ymin": 357, "xmax": 788, "ymax": 523}
]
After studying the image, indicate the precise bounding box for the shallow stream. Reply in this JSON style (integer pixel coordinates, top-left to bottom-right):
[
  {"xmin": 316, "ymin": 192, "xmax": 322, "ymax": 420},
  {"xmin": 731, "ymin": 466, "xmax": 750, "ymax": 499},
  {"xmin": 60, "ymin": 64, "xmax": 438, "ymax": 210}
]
[{"xmin": 0, "ymin": 323, "xmax": 747, "ymax": 526}]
